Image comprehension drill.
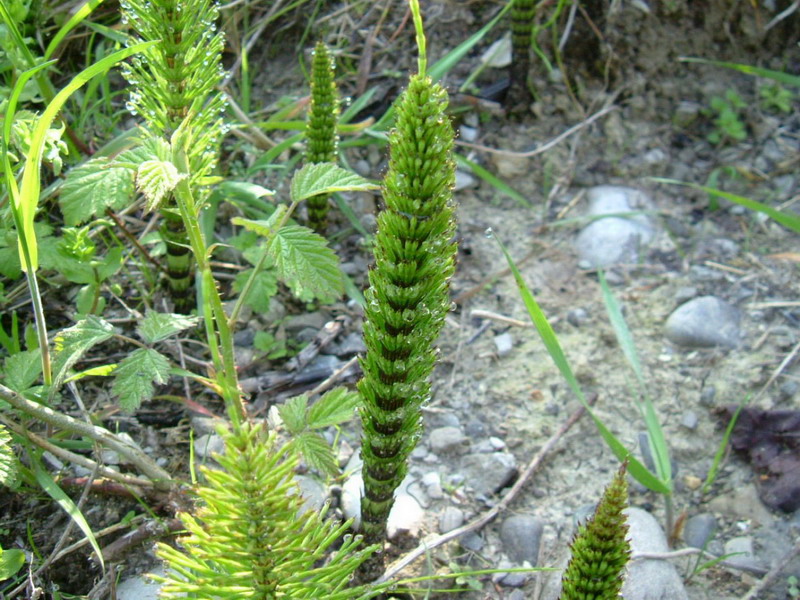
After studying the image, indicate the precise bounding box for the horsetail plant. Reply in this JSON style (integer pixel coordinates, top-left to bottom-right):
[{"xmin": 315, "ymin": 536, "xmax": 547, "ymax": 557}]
[
  {"xmin": 508, "ymin": 0, "xmax": 535, "ymax": 108},
  {"xmin": 559, "ymin": 462, "xmax": 631, "ymax": 600},
  {"xmin": 120, "ymin": 0, "xmax": 227, "ymax": 313},
  {"xmin": 304, "ymin": 41, "xmax": 340, "ymax": 233},
  {"xmin": 357, "ymin": 0, "xmax": 457, "ymax": 574},
  {"xmin": 154, "ymin": 422, "xmax": 385, "ymax": 599}
]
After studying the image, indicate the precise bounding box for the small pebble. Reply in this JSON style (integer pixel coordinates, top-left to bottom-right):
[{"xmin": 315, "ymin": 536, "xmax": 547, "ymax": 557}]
[
  {"xmin": 566, "ymin": 308, "xmax": 589, "ymax": 327},
  {"xmin": 439, "ymin": 506, "xmax": 465, "ymax": 533},
  {"xmin": 494, "ymin": 332, "xmax": 514, "ymax": 357},
  {"xmin": 429, "ymin": 426, "xmax": 470, "ymax": 455},
  {"xmin": 680, "ymin": 411, "xmax": 698, "ymax": 430},
  {"xmin": 723, "ymin": 536, "xmax": 762, "ymax": 572},
  {"xmin": 683, "ymin": 513, "xmax": 717, "ymax": 549},
  {"xmin": 500, "ymin": 514, "xmax": 544, "ymax": 564},
  {"xmin": 699, "ymin": 385, "xmax": 717, "ymax": 407},
  {"xmin": 664, "ymin": 296, "xmax": 740, "ymax": 348}
]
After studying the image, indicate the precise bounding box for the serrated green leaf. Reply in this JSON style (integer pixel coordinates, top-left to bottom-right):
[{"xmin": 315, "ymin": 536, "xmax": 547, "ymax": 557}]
[
  {"xmin": 290, "ymin": 163, "xmax": 378, "ymax": 203},
  {"xmin": 52, "ymin": 316, "xmax": 115, "ymax": 390},
  {"xmin": 267, "ymin": 225, "xmax": 343, "ymax": 302},
  {"xmin": 3, "ymin": 349, "xmax": 42, "ymax": 393},
  {"xmin": 111, "ymin": 348, "xmax": 170, "ymax": 412},
  {"xmin": 136, "ymin": 160, "xmax": 184, "ymax": 212},
  {"xmin": 117, "ymin": 136, "xmax": 171, "ymax": 165},
  {"xmin": 233, "ymin": 268, "xmax": 279, "ymax": 313},
  {"xmin": 294, "ymin": 431, "xmax": 338, "ymax": 476},
  {"xmin": 59, "ymin": 156, "xmax": 135, "ymax": 226},
  {"xmin": 0, "ymin": 424, "xmax": 18, "ymax": 489},
  {"xmin": 137, "ymin": 310, "xmax": 199, "ymax": 344},
  {"xmin": 278, "ymin": 395, "xmax": 308, "ymax": 435},
  {"xmin": 307, "ymin": 388, "xmax": 359, "ymax": 429}
]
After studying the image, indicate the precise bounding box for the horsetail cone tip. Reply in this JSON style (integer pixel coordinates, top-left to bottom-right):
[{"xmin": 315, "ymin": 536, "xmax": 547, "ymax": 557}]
[
  {"xmin": 305, "ymin": 42, "xmax": 339, "ymax": 232},
  {"xmin": 358, "ymin": 73, "xmax": 457, "ymax": 545},
  {"xmin": 559, "ymin": 462, "xmax": 631, "ymax": 600}
]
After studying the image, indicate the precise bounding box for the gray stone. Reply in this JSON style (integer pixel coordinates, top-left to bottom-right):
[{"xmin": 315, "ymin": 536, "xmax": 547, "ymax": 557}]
[
  {"xmin": 494, "ymin": 332, "xmax": 514, "ymax": 357},
  {"xmin": 460, "ymin": 532, "xmax": 484, "ymax": 552},
  {"xmin": 454, "ymin": 170, "xmax": 478, "ymax": 191},
  {"xmin": 674, "ymin": 286, "xmax": 697, "ymax": 304},
  {"xmin": 284, "ymin": 312, "xmax": 327, "ymax": 334},
  {"xmin": 459, "ymin": 125, "xmax": 479, "ymax": 142},
  {"xmin": 462, "ymin": 452, "xmax": 517, "ymax": 496},
  {"xmin": 421, "ymin": 471, "xmax": 444, "ymax": 499},
  {"xmin": 500, "ymin": 514, "xmax": 544, "ymax": 565},
  {"xmin": 723, "ymin": 536, "xmax": 762, "ymax": 572},
  {"xmin": 779, "ymin": 380, "xmax": 798, "ymax": 401},
  {"xmin": 567, "ymin": 308, "xmax": 590, "ymax": 327},
  {"xmin": 386, "ymin": 490, "xmax": 424, "ymax": 539},
  {"xmin": 193, "ymin": 433, "xmax": 226, "ymax": 460},
  {"xmin": 575, "ymin": 186, "xmax": 654, "ymax": 268},
  {"xmin": 699, "ymin": 385, "xmax": 717, "ymax": 407},
  {"xmin": 707, "ymin": 483, "xmax": 774, "ymax": 527},
  {"xmin": 683, "ymin": 512, "xmax": 717, "ymax": 549},
  {"xmin": 622, "ymin": 507, "xmax": 689, "ymax": 600},
  {"xmin": 680, "ymin": 411, "xmax": 698, "ymax": 430},
  {"xmin": 294, "ymin": 475, "xmax": 326, "ymax": 514},
  {"xmin": 429, "ymin": 426, "xmax": 470, "ymax": 455},
  {"xmin": 664, "ymin": 296, "xmax": 740, "ymax": 348},
  {"xmin": 116, "ymin": 567, "xmax": 166, "ymax": 600},
  {"xmin": 330, "ymin": 332, "xmax": 366, "ymax": 356},
  {"xmin": 439, "ymin": 506, "xmax": 465, "ymax": 533}
]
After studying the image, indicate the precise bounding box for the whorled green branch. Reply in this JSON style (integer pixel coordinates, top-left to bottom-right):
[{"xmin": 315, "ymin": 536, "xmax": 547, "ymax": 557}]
[
  {"xmin": 358, "ymin": 73, "xmax": 457, "ymax": 551},
  {"xmin": 155, "ymin": 422, "xmax": 383, "ymax": 599},
  {"xmin": 304, "ymin": 41, "xmax": 340, "ymax": 233},
  {"xmin": 559, "ymin": 462, "xmax": 631, "ymax": 600},
  {"xmin": 121, "ymin": 0, "xmax": 226, "ymax": 313}
]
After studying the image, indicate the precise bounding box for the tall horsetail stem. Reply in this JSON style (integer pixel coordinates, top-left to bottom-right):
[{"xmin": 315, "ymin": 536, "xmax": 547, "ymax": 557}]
[
  {"xmin": 305, "ymin": 42, "xmax": 340, "ymax": 233},
  {"xmin": 121, "ymin": 0, "xmax": 225, "ymax": 313},
  {"xmin": 358, "ymin": 74, "xmax": 457, "ymax": 549},
  {"xmin": 508, "ymin": 0, "xmax": 535, "ymax": 107},
  {"xmin": 559, "ymin": 462, "xmax": 631, "ymax": 600}
]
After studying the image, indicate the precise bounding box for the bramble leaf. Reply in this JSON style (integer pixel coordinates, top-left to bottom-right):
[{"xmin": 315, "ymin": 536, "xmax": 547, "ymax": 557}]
[
  {"xmin": 278, "ymin": 395, "xmax": 308, "ymax": 435},
  {"xmin": 3, "ymin": 349, "xmax": 42, "ymax": 394},
  {"xmin": 307, "ymin": 388, "xmax": 360, "ymax": 429},
  {"xmin": 267, "ymin": 225, "xmax": 343, "ymax": 302},
  {"xmin": 59, "ymin": 157, "xmax": 135, "ymax": 225},
  {"xmin": 294, "ymin": 431, "xmax": 338, "ymax": 476},
  {"xmin": 111, "ymin": 348, "xmax": 170, "ymax": 412},
  {"xmin": 137, "ymin": 310, "xmax": 199, "ymax": 344},
  {"xmin": 52, "ymin": 316, "xmax": 115, "ymax": 389},
  {"xmin": 0, "ymin": 424, "xmax": 18, "ymax": 489},
  {"xmin": 136, "ymin": 160, "xmax": 184, "ymax": 212},
  {"xmin": 290, "ymin": 163, "xmax": 378, "ymax": 203},
  {"xmin": 233, "ymin": 268, "xmax": 279, "ymax": 313}
]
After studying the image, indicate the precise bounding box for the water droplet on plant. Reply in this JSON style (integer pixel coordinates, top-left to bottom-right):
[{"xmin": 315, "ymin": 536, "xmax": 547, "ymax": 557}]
[{"xmin": 485, "ymin": 227, "xmax": 494, "ymax": 239}]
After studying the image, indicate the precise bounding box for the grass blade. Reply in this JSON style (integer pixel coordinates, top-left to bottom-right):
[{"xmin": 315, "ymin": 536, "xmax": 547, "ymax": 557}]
[
  {"xmin": 33, "ymin": 455, "xmax": 105, "ymax": 570},
  {"xmin": 493, "ymin": 234, "xmax": 670, "ymax": 494},
  {"xmin": 653, "ymin": 178, "xmax": 800, "ymax": 234},
  {"xmin": 679, "ymin": 57, "xmax": 800, "ymax": 88},
  {"xmin": 598, "ymin": 271, "xmax": 672, "ymax": 489},
  {"xmin": 455, "ymin": 154, "xmax": 530, "ymax": 207},
  {"xmin": 703, "ymin": 398, "xmax": 747, "ymax": 495}
]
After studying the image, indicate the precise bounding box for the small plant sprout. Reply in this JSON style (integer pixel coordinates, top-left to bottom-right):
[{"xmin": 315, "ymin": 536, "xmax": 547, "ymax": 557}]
[
  {"xmin": 357, "ymin": 0, "xmax": 458, "ymax": 576},
  {"xmin": 305, "ymin": 41, "xmax": 340, "ymax": 233}
]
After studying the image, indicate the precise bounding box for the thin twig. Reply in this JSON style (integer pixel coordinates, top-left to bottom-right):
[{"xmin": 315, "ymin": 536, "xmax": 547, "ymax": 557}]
[
  {"xmin": 0, "ymin": 384, "xmax": 174, "ymax": 489},
  {"xmin": 377, "ymin": 398, "xmax": 592, "ymax": 584},
  {"xmin": 470, "ymin": 309, "xmax": 532, "ymax": 328},
  {"xmin": 741, "ymin": 539, "xmax": 800, "ymax": 600},
  {"xmin": 307, "ymin": 355, "xmax": 360, "ymax": 398},
  {"xmin": 455, "ymin": 104, "xmax": 616, "ymax": 158}
]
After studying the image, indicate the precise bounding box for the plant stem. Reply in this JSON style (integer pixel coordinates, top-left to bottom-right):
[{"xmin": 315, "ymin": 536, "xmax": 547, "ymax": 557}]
[
  {"xmin": 171, "ymin": 148, "xmax": 245, "ymax": 427},
  {"xmin": 0, "ymin": 384, "xmax": 174, "ymax": 489}
]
